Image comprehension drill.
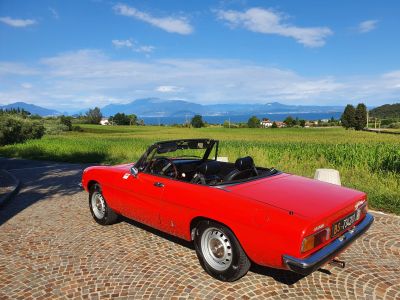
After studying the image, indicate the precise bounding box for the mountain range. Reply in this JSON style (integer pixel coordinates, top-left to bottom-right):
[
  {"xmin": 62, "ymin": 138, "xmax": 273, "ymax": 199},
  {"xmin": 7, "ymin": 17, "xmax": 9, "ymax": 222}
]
[
  {"xmin": 1, "ymin": 98, "xmax": 344, "ymax": 117},
  {"xmin": 0, "ymin": 102, "xmax": 61, "ymax": 116},
  {"xmin": 100, "ymin": 98, "xmax": 345, "ymax": 117}
]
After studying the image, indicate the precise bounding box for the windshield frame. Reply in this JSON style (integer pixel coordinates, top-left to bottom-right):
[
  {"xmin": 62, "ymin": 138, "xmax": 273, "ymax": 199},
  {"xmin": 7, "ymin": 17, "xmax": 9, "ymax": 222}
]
[{"xmin": 135, "ymin": 139, "xmax": 218, "ymax": 171}]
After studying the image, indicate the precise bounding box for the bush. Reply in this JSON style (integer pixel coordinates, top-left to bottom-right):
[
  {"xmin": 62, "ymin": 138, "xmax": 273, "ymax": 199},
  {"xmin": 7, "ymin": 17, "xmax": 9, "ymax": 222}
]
[
  {"xmin": 0, "ymin": 116, "xmax": 45, "ymax": 146},
  {"xmin": 388, "ymin": 122, "xmax": 400, "ymax": 129},
  {"xmin": 45, "ymin": 123, "xmax": 69, "ymax": 135},
  {"xmin": 72, "ymin": 125, "xmax": 84, "ymax": 132},
  {"xmin": 60, "ymin": 116, "xmax": 73, "ymax": 131}
]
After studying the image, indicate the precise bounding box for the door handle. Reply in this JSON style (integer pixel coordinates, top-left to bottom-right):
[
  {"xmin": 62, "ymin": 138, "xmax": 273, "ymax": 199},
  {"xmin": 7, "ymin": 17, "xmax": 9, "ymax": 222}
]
[{"xmin": 153, "ymin": 182, "xmax": 164, "ymax": 188}]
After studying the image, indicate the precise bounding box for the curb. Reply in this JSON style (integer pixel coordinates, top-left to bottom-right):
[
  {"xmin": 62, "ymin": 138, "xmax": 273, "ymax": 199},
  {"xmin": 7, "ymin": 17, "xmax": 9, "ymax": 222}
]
[{"xmin": 0, "ymin": 169, "xmax": 21, "ymax": 208}]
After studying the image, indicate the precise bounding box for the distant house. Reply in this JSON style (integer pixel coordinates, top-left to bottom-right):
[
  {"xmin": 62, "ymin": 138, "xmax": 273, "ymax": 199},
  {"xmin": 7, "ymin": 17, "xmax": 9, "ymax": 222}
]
[
  {"xmin": 275, "ymin": 121, "xmax": 286, "ymax": 128},
  {"xmin": 260, "ymin": 118, "xmax": 273, "ymax": 128},
  {"xmin": 100, "ymin": 118, "xmax": 110, "ymax": 125}
]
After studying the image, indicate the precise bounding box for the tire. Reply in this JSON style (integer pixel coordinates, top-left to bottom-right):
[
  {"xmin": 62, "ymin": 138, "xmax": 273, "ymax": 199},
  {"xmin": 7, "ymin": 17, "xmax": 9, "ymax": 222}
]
[
  {"xmin": 194, "ymin": 220, "xmax": 251, "ymax": 282},
  {"xmin": 89, "ymin": 183, "xmax": 119, "ymax": 225}
]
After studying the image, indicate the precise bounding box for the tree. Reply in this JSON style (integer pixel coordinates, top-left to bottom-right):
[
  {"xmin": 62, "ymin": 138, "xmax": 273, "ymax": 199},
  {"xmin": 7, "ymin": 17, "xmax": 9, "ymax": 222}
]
[
  {"xmin": 111, "ymin": 113, "xmax": 130, "ymax": 125},
  {"xmin": 128, "ymin": 114, "xmax": 137, "ymax": 125},
  {"xmin": 247, "ymin": 116, "xmax": 260, "ymax": 128},
  {"xmin": 283, "ymin": 116, "xmax": 295, "ymax": 127},
  {"xmin": 271, "ymin": 121, "xmax": 278, "ymax": 128},
  {"xmin": 191, "ymin": 115, "xmax": 204, "ymax": 128},
  {"xmin": 341, "ymin": 104, "xmax": 356, "ymax": 129},
  {"xmin": 60, "ymin": 115, "xmax": 72, "ymax": 131},
  {"xmin": 86, "ymin": 107, "xmax": 102, "ymax": 124},
  {"xmin": 355, "ymin": 103, "xmax": 367, "ymax": 131},
  {"xmin": 300, "ymin": 119, "xmax": 306, "ymax": 127}
]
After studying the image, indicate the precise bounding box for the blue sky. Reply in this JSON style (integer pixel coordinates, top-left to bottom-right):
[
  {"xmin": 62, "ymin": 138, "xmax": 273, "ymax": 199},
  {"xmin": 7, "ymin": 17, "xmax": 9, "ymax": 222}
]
[{"xmin": 0, "ymin": 0, "xmax": 399, "ymax": 112}]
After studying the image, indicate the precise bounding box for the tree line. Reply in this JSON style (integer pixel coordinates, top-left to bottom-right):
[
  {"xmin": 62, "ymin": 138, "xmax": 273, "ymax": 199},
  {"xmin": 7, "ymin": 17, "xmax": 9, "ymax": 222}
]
[
  {"xmin": 340, "ymin": 103, "xmax": 367, "ymax": 130},
  {"xmin": 84, "ymin": 107, "xmax": 143, "ymax": 125}
]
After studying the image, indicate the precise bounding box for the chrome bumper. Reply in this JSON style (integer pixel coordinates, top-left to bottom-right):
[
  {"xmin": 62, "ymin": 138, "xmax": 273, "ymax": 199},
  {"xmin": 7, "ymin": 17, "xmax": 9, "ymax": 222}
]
[{"xmin": 283, "ymin": 213, "xmax": 374, "ymax": 275}]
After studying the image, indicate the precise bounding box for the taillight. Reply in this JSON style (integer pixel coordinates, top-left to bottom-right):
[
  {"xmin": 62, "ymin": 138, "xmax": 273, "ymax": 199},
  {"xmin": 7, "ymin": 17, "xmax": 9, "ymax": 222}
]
[
  {"xmin": 301, "ymin": 228, "xmax": 330, "ymax": 253},
  {"xmin": 356, "ymin": 201, "xmax": 368, "ymax": 221},
  {"xmin": 361, "ymin": 202, "xmax": 368, "ymax": 214}
]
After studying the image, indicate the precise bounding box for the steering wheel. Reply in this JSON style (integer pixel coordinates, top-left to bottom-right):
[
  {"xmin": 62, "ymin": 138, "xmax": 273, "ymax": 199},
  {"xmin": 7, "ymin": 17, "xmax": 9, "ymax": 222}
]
[{"xmin": 150, "ymin": 157, "xmax": 178, "ymax": 179}]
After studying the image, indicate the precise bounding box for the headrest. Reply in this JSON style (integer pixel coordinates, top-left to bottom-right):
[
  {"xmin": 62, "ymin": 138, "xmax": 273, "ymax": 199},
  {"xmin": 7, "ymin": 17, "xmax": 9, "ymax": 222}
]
[
  {"xmin": 197, "ymin": 161, "xmax": 221, "ymax": 175},
  {"xmin": 235, "ymin": 156, "xmax": 254, "ymax": 171}
]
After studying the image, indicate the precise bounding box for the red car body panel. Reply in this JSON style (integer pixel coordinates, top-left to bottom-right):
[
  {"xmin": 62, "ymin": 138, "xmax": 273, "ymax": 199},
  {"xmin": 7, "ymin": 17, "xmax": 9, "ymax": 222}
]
[{"xmin": 82, "ymin": 160, "xmax": 369, "ymax": 270}]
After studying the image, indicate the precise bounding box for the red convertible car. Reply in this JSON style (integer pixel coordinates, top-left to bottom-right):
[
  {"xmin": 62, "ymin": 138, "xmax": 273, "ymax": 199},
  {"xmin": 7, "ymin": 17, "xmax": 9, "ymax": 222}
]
[{"xmin": 81, "ymin": 139, "xmax": 373, "ymax": 281}]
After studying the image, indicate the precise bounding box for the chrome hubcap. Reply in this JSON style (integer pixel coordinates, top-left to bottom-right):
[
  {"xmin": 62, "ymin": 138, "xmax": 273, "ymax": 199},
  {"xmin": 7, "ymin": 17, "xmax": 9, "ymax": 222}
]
[
  {"xmin": 91, "ymin": 192, "xmax": 105, "ymax": 219},
  {"xmin": 201, "ymin": 227, "xmax": 232, "ymax": 271}
]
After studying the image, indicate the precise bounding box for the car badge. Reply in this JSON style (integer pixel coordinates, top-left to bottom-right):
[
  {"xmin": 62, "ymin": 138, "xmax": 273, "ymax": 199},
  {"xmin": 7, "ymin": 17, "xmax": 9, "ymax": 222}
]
[
  {"xmin": 123, "ymin": 173, "xmax": 130, "ymax": 180},
  {"xmin": 313, "ymin": 224, "xmax": 325, "ymax": 232}
]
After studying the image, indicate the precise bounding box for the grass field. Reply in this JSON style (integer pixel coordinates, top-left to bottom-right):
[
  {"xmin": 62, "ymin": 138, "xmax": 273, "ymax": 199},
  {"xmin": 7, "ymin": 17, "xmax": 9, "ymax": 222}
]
[{"xmin": 1, "ymin": 125, "xmax": 399, "ymax": 214}]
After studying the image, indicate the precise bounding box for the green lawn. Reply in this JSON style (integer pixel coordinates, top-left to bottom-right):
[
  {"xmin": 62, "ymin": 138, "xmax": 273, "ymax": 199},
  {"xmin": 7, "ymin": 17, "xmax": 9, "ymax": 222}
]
[{"xmin": 1, "ymin": 125, "xmax": 399, "ymax": 214}]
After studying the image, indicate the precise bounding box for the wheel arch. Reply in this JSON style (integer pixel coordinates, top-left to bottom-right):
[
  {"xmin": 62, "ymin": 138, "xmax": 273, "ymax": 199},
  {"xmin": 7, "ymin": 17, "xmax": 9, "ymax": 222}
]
[
  {"xmin": 189, "ymin": 216, "xmax": 256, "ymax": 264},
  {"xmin": 190, "ymin": 216, "xmax": 238, "ymax": 242},
  {"xmin": 87, "ymin": 180, "xmax": 99, "ymax": 192}
]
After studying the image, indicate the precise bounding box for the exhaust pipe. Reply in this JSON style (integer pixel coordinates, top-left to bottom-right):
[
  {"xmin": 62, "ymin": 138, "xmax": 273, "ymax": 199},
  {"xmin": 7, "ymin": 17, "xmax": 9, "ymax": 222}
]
[{"xmin": 329, "ymin": 257, "xmax": 345, "ymax": 268}]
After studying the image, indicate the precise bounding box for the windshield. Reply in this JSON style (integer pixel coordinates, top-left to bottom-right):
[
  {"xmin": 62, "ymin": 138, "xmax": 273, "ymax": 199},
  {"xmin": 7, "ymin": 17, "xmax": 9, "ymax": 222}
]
[{"xmin": 137, "ymin": 139, "xmax": 217, "ymax": 170}]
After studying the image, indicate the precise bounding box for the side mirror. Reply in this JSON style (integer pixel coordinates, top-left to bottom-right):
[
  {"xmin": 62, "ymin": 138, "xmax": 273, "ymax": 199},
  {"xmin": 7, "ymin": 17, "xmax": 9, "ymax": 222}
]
[{"xmin": 130, "ymin": 166, "xmax": 139, "ymax": 178}]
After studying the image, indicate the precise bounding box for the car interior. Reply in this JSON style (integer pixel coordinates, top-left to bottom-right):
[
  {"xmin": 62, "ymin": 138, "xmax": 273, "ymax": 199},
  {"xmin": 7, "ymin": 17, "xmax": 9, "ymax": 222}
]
[{"xmin": 137, "ymin": 139, "xmax": 278, "ymax": 185}]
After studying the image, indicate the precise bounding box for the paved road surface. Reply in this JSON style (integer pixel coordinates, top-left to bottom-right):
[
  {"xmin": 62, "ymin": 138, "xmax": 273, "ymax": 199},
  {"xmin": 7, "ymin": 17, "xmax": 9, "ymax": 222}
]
[{"xmin": 0, "ymin": 158, "xmax": 399, "ymax": 299}]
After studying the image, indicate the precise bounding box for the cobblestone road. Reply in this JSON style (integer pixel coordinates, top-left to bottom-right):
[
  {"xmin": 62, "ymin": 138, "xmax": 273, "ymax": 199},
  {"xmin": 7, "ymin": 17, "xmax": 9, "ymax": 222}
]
[{"xmin": 0, "ymin": 158, "xmax": 399, "ymax": 299}]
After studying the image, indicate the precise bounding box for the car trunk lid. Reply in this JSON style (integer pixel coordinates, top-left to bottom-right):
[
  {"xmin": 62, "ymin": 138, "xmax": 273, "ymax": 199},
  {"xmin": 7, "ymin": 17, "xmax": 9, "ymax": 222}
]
[{"xmin": 228, "ymin": 174, "xmax": 365, "ymax": 219}]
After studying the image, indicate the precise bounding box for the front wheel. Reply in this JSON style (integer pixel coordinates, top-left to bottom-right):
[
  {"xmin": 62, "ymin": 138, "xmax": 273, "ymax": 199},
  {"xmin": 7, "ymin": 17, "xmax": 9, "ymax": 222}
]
[
  {"xmin": 194, "ymin": 220, "xmax": 251, "ymax": 282},
  {"xmin": 89, "ymin": 184, "xmax": 119, "ymax": 225}
]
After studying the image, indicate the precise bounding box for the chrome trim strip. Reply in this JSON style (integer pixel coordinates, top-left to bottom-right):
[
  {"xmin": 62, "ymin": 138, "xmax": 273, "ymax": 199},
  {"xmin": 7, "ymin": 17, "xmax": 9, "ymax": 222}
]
[{"xmin": 283, "ymin": 213, "xmax": 374, "ymax": 275}]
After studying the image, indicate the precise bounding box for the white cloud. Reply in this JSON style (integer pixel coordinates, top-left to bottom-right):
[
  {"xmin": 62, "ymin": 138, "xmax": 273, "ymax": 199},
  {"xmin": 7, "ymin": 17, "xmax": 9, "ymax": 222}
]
[
  {"xmin": 1, "ymin": 49, "xmax": 399, "ymax": 111},
  {"xmin": 0, "ymin": 16, "xmax": 37, "ymax": 27},
  {"xmin": 382, "ymin": 71, "xmax": 400, "ymax": 88},
  {"xmin": 135, "ymin": 45, "xmax": 155, "ymax": 54},
  {"xmin": 113, "ymin": 4, "xmax": 193, "ymax": 35},
  {"xmin": 216, "ymin": 7, "xmax": 332, "ymax": 47},
  {"xmin": 49, "ymin": 7, "xmax": 59, "ymax": 19},
  {"xmin": 112, "ymin": 39, "xmax": 134, "ymax": 48},
  {"xmin": 112, "ymin": 39, "xmax": 155, "ymax": 54},
  {"xmin": 21, "ymin": 83, "xmax": 33, "ymax": 89},
  {"xmin": 0, "ymin": 62, "xmax": 38, "ymax": 75},
  {"xmin": 156, "ymin": 85, "xmax": 182, "ymax": 93},
  {"xmin": 358, "ymin": 20, "xmax": 378, "ymax": 33}
]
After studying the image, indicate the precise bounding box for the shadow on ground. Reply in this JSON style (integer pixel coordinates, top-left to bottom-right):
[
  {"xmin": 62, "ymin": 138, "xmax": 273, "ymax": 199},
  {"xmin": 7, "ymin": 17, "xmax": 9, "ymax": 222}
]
[
  {"xmin": 121, "ymin": 216, "xmax": 306, "ymax": 285},
  {"xmin": 0, "ymin": 164, "xmax": 87, "ymax": 226}
]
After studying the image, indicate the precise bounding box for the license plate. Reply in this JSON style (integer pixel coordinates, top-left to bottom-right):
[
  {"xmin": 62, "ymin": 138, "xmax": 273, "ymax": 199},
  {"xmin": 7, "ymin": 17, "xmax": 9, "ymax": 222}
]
[{"xmin": 331, "ymin": 211, "xmax": 357, "ymax": 237}]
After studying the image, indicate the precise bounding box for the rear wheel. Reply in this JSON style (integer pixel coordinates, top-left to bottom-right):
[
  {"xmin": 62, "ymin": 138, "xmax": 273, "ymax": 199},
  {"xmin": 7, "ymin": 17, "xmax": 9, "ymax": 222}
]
[
  {"xmin": 194, "ymin": 220, "xmax": 251, "ymax": 281},
  {"xmin": 89, "ymin": 184, "xmax": 119, "ymax": 225}
]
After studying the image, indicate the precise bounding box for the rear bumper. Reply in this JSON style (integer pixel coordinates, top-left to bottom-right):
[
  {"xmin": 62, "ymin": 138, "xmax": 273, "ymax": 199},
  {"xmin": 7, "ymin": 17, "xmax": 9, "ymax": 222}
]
[{"xmin": 283, "ymin": 213, "xmax": 374, "ymax": 275}]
